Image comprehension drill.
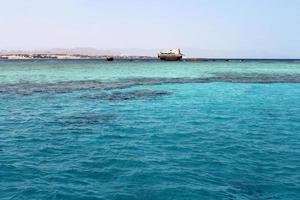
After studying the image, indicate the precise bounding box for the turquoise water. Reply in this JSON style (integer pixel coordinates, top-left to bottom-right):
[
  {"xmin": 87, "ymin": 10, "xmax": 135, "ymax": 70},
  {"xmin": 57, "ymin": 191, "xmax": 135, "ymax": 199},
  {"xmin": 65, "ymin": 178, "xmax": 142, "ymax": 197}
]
[{"xmin": 0, "ymin": 60, "xmax": 300, "ymax": 199}]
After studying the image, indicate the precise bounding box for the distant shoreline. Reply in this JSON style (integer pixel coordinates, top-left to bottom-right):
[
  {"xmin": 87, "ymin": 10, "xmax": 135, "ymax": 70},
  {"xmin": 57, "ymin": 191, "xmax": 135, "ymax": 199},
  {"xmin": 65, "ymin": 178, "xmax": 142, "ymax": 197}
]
[
  {"xmin": 0, "ymin": 53, "xmax": 155, "ymax": 60},
  {"xmin": 1, "ymin": 53, "xmax": 300, "ymax": 62}
]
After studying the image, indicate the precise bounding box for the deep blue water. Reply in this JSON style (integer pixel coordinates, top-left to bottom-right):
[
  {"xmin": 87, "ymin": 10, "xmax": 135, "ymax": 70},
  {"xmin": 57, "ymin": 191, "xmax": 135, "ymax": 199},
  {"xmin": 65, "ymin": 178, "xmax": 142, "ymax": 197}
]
[{"xmin": 0, "ymin": 60, "xmax": 300, "ymax": 199}]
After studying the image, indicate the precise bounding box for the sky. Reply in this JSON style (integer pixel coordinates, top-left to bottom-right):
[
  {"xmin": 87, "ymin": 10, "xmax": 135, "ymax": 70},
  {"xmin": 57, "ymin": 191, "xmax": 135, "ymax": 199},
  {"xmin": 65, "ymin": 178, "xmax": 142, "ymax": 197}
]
[{"xmin": 0, "ymin": 0, "xmax": 300, "ymax": 58}]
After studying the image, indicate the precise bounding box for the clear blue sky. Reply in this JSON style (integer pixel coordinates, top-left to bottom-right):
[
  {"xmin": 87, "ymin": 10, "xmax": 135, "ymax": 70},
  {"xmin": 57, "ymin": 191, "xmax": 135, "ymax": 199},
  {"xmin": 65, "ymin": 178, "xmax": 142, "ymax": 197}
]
[{"xmin": 1, "ymin": 0, "xmax": 300, "ymax": 58}]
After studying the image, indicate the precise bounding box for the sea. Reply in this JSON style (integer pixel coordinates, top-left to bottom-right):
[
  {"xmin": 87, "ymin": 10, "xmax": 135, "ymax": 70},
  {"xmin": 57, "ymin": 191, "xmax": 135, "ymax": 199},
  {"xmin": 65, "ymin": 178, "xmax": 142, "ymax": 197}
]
[{"xmin": 0, "ymin": 60, "xmax": 299, "ymax": 200}]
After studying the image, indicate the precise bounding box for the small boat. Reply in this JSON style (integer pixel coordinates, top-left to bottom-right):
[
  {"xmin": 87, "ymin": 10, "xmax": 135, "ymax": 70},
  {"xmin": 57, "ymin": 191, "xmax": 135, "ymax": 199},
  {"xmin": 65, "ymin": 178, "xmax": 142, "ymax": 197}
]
[
  {"xmin": 106, "ymin": 57, "xmax": 114, "ymax": 61},
  {"xmin": 158, "ymin": 49, "xmax": 183, "ymax": 61}
]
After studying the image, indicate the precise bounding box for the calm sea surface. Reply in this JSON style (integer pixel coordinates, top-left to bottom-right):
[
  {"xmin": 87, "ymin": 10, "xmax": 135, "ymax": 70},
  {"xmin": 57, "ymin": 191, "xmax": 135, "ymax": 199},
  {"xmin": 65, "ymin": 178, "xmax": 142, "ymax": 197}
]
[{"xmin": 0, "ymin": 60, "xmax": 300, "ymax": 199}]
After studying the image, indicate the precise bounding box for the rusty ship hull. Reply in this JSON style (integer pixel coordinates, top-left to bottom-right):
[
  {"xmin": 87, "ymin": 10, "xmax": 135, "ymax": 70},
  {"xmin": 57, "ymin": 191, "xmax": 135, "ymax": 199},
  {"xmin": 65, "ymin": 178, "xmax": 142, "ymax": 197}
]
[{"xmin": 158, "ymin": 54, "xmax": 182, "ymax": 61}]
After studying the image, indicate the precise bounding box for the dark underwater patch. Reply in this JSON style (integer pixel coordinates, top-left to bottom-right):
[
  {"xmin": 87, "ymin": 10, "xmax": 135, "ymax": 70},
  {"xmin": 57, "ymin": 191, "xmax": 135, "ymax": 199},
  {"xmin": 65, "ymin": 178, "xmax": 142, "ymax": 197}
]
[
  {"xmin": 80, "ymin": 90, "xmax": 172, "ymax": 101},
  {"xmin": 0, "ymin": 73, "xmax": 300, "ymax": 95},
  {"xmin": 212, "ymin": 72, "xmax": 300, "ymax": 83}
]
